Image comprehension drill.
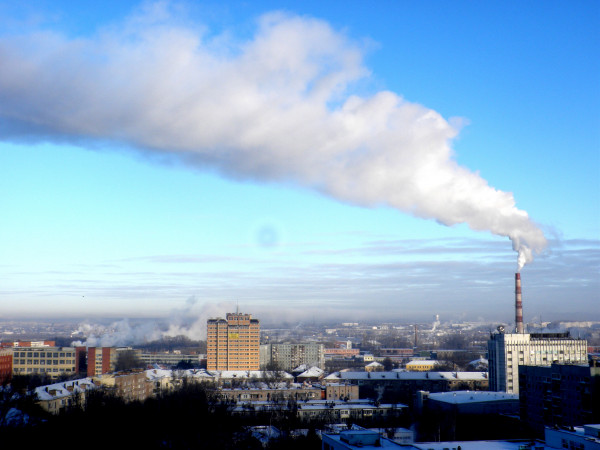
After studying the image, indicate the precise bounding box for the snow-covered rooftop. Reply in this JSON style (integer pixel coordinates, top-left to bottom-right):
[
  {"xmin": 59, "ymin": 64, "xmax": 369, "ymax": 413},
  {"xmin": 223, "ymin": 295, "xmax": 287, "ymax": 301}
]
[
  {"xmin": 338, "ymin": 371, "xmax": 488, "ymax": 381},
  {"xmin": 428, "ymin": 391, "xmax": 518, "ymax": 404},
  {"xmin": 298, "ymin": 366, "xmax": 324, "ymax": 378},
  {"xmin": 34, "ymin": 378, "xmax": 97, "ymax": 401},
  {"xmin": 213, "ymin": 370, "xmax": 293, "ymax": 379}
]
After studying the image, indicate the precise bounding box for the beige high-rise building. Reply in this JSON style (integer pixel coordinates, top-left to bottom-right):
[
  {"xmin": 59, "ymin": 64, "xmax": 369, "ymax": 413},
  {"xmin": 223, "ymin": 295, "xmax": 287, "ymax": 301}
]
[{"xmin": 207, "ymin": 312, "xmax": 260, "ymax": 371}]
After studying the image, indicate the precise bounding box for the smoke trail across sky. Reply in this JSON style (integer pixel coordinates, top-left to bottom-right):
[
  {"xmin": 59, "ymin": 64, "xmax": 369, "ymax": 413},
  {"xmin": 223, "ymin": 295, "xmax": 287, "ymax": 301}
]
[{"xmin": 0, "ymin": 4, "xmax": 547, "ymax": 268}]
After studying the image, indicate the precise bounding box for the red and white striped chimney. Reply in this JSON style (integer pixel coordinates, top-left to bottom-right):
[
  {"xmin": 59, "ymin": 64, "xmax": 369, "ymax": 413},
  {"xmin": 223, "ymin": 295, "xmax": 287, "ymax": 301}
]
[{"xmin": 515, "ymin": 273, "xmax": 524, "ymax": 334}]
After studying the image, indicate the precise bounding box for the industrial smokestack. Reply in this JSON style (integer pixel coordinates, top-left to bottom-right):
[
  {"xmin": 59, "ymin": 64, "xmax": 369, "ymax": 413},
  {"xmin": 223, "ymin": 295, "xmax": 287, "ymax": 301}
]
[{"xmin": 515, "ymin": 273, "xmax": 524, "ymax": 334}]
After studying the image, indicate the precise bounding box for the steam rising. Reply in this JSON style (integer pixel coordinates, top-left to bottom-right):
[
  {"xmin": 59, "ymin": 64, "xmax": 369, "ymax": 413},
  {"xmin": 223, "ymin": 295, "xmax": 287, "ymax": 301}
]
[
  {"xmin": 72, "ymin": 299, "xmax": 232, "ymax": 347},
  {"xmin": 0, "ymin": 6, "xmax": 546, "ymax": 268}
]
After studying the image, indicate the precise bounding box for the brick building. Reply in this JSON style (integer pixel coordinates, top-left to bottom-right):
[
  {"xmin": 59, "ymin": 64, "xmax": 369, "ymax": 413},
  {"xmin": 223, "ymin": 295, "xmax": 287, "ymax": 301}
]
[
  {"xmin": 0, "ymin": 347, "xmax": 12, "ymax": 384},
  {"xmin": 93, "ymin": 369, "xmax": 154, "ymax": 403}
]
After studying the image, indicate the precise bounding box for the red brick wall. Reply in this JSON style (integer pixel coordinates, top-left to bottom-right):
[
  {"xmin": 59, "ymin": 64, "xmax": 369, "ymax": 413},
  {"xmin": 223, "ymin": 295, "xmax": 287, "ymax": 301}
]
[{"xmin": 0, "ymin": 350, "xmax": 12, "ymax": 384}]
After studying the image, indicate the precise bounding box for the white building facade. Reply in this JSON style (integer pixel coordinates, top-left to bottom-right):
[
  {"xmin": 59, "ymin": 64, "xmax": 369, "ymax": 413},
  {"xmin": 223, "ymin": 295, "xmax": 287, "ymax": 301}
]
[{"xmin": 488, "ymin": 332, "xmax": 588, "ymax": 394}]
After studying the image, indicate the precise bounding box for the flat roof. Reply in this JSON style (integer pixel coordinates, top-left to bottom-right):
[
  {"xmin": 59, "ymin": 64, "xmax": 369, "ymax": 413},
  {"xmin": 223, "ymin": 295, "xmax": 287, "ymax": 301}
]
[
  {"xmin": 428, "ymin": 391, "xmax": 518, "ymax": 404},
  {"xmin": 338, "ymin": 371, "xmax": 488, "ymax": 381},
  {"xmin": 410, "ymin": 441, "xmax": 549, "ymax": 450}
]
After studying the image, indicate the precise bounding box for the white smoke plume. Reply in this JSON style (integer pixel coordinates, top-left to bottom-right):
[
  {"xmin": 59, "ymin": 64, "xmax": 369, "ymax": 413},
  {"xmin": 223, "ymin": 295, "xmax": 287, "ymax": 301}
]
[
  {"xmin": 0, "ymin": 5, "xmax": 547, "ymax": 268},
  {"xmin": 71, "ymin": 319, "xmax": 162, "ymax": 347},
  {"xmin": 71, "ymin": 300, "xmax": 233, "ymax": 347},
  {"xmin": 431, "ymin": 314, "xmax": 441, "ymax": 333}
]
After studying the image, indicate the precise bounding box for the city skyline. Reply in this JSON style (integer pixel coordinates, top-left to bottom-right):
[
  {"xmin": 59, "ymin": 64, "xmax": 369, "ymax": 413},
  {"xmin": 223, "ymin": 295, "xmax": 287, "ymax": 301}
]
[{"xmin": 0, "ymin": 1, "xmax": 598, "ymax": 324}]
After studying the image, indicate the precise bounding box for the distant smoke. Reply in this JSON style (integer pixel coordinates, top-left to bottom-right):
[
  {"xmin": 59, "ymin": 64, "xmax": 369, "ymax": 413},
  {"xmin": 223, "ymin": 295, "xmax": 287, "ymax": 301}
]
[
  {"xmin": 431, "ymin": 314, "xmax": 441, "ymax": 333},
  {"xmin": 71, "ymin": 320, "xmax": 162, "ymax": 347},
  {"xmin": 72, "ymin": 300, "xmax": 233, "ymax": 346},
  {"xmin": 0, "ymin": 4, "xmax": 547, "ymax": 268}
]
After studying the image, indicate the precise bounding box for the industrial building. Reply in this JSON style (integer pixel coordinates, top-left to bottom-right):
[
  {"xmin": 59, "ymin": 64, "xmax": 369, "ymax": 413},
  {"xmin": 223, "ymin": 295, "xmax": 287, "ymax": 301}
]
[{"xmin": 207, "ymin": 312, "xmax": 260, "ymax": 371}]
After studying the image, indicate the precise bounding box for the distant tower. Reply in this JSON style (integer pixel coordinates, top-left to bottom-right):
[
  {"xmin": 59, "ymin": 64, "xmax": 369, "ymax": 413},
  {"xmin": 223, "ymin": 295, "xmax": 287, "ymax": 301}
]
[
  {"xmin": 414, "ymin": 324, "xmax": 418, "ymax": 349},
  {"xmin": 515, "ymin": 273, "xmax": 524, "ymax": 334}
]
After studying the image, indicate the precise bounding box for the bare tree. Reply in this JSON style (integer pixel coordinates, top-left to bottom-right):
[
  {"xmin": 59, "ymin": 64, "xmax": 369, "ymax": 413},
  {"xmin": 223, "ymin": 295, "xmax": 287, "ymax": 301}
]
[{"xmin": 115, "ymin": 350, "xmax": 144, "ymax": 372}]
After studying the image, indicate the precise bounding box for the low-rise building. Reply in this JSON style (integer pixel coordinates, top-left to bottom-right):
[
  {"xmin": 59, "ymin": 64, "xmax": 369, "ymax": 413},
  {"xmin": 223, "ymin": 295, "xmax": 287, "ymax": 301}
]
[
  {"xmin": 405, "ymin": 360, "xmax": 439, "ymax": 372},
  {"xmin": 325, "ymin": 383, "xmax": 359, "ymax": 401},
  {"xmin": 425, "ymin": 390, "xmax": 519, "ymax": 415},
  {"xmin": 545, "ymin": 424, "xmax": 600, "ymax": 450},
  {"xmin": 209, "ymin": 369, "xmax": 294, "ymax": 386},
  {"xmin": 93, "ymin": 369, "xmax": 154, "ymax": 403},
  {"xmin": 233, "ymin": 399, "xmax": 407, "ymax": 421},
  {"xmin": 297, "ymin": 366, "xmax": 324, "ymax": 382},
  {"xmin": 365, "ymin": 362, "xmax": 384, "ymax": 372},
  {"xmin": 379, "ymin": 348, "xmax": 414, "ymax": 358},
  {"xmin": 34, "ymin": 378, "xmax": 98, "ymax": 414},
  {"xmin": 325, "ymin": 348, "xmax": 360, "ymax": 359},
  {"xmin": 326, "ymin": 371, "xmax": 489, "ymax": 396},
  {"xmin": 215, "ymin": 385, "xmax": 322, "ymax": 402}
]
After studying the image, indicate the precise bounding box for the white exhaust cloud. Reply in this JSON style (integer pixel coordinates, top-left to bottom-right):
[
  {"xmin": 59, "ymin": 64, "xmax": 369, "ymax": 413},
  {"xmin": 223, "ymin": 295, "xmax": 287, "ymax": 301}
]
[
  {"xmin": 0, "ymin": 6, "xmax": 546, "ymax": 269},
  {"xmin": 71, "ymin": 299, "xmax": 234, "ymax": 346}
]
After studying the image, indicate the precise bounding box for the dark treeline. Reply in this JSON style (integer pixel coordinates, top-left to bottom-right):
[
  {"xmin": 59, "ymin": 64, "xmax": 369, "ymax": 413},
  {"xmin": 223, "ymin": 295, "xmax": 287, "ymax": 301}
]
[
  {"xmin": 0, "ymin": 382, "xmax": 343, "ymax": 448},
  {"xmin": 0, "ymin": 380, "xmax": 535, "ymax": 447}
]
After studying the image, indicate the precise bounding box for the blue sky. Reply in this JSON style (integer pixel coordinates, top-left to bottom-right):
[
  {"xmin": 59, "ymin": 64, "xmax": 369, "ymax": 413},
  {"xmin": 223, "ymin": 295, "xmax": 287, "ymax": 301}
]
[{"xmin": 0, "ymin": 1, "xmax": 598, "ymax": 328}]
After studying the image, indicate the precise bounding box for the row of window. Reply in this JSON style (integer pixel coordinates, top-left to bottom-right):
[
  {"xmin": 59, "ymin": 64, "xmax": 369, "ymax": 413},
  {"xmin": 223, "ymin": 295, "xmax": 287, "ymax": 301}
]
[
  {"xmin": 13, "ymin": 352, "xmax": 73, "ymax": 358},
  {"xmin": 14, "ymin": 359, "xmax": 75, "ymax": 366},
  {"xmin": 14, "ymin": 367, "xmax": 74, "ymax": 373}
]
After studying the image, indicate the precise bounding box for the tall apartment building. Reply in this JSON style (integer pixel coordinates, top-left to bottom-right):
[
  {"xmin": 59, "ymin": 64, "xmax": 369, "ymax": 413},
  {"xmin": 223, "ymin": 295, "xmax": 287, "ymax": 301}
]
[
  {"xmin": 260, "ymin": 343, "xmax": 325, "ymax": 371},
  {"xmin": 207, "ymin": 312, "xmax": 260, "ymax": 371},
  {"xmin": 488, "ymin": 331, "xmax": 588, "ymax": 394}
]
